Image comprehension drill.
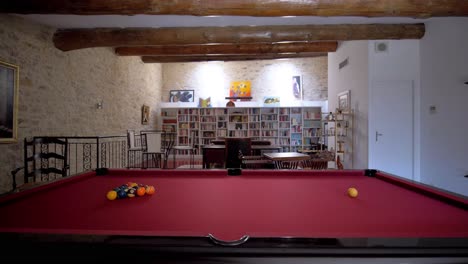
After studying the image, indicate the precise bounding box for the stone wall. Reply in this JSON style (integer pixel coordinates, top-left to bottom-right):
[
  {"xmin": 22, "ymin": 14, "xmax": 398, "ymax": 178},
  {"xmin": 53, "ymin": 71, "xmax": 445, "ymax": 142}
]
[
  {"xmin": 0, "ymin": 15, "xmax": 162, "ymax": 193},
  {"xmin": 161, "ymin": 57, "xmax": 327, "ymax": 106},
  {"xmin": 0, "ymin": 14, "xmax": 328, "ymax": 194}
]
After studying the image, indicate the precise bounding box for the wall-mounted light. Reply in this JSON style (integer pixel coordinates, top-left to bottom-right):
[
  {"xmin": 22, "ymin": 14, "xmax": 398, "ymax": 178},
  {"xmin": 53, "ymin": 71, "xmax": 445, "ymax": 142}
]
[{"xmin": 96, "ymin": 100, "xmax": 103, "ymax": 109}]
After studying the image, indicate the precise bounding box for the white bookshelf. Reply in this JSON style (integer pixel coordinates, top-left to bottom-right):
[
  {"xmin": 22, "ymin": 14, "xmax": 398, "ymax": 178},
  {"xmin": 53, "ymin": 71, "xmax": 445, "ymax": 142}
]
[{"xmin": 159, "ymin": 103, "xmax": 351, "ymax": 159}]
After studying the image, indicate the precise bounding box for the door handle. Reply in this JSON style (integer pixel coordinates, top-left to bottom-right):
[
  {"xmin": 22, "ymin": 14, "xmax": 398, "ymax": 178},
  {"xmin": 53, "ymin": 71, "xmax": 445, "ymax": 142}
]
[{"xmin": 376, "ymin": 131, "xmax": 383, "ymax": 142}]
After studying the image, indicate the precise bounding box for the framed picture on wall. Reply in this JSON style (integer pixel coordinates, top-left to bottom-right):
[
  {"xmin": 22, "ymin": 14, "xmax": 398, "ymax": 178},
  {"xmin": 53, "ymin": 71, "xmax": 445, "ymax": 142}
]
[
  {"xmin": 0, "ymin": 60, "xmax": 19, "ymax": 143},
  {"xmin": 338, "ymin": 90, "xmax": 351, "ymax": 113},
  {"xmin": 169, "ymin": 90, "xmax": 194, "ymax": 102},
  {"xmin": 229, "ymin": 81, "xmax": 251, "ymax": 98},
  {"xmin": 142, "ymin": 105, "xmax": 150, "ymax": 125},
  {"xmin": 292, "ymin": 75, "xmax": 302, "ymax": 100}
]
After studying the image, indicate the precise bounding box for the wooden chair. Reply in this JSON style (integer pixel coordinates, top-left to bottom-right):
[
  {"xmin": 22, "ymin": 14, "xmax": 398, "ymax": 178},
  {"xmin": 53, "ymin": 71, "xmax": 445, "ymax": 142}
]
[
  {"xmin": 12, "ymin": 137, "xmax": 69, "ymax": 191},
  {"xmin": 141, "ymin": 131, "xmax": 166, "ymax": 169},
  {"xmin": 172, "ymin": 129, "xmax": 197, "ymax": 168},
  {"xmin": 241, "ymin": 155, "xmax": 273, "ymax": 169},
  {"xmin": 302, "ymin": 159, "xmax": 328, "ymax": 170},
  {"xmin": 225, "ymin": 137, "xmax": 252, "ymax": 168},
  {"xmin": 126, "ymin": 130, "xmax": 144, "ymax": 168},
  {"xmin": 275, "ymin": 160, "xmax": 301, "ymax": 169}
]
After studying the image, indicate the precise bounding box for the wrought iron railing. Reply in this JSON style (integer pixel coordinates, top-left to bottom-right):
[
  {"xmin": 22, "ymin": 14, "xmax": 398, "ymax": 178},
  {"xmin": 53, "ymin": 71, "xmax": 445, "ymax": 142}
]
[
  {"xmin": 9, "ymin": 132, "xmax": 190, "ymax": 193},
  {"xmin": 35, "ymin": 133, "xmax": 168, "ymax": 176},
  {"xmin": 66, "ymin": 136, "xmax": 128, "ymax": 175}
]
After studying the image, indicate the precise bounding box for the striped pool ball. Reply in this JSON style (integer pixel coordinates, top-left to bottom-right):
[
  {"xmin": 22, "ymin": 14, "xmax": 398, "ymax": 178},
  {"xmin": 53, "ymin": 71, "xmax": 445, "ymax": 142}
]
[{"xmin": 127, "ymin": 188, "xmax": 136, "ymax": 198}]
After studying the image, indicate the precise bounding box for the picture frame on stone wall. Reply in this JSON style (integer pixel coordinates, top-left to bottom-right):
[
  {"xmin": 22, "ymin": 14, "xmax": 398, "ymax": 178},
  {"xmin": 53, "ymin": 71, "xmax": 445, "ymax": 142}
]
[
  {"xmin": 0, "ymin": 60, "xmax": 19, "ymax": 143},
  {"xmin": 142, "ymin": 105, "xmax": 150, "ymax": 125},
  {"xmin": 169, "ymin": 90, "xmax": 194, "ymax": 103}
]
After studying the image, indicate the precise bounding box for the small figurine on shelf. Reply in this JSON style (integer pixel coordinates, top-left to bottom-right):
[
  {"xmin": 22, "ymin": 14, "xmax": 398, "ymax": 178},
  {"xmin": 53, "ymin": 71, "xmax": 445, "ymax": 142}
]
[
  {"xmin": 337, "ymin": 140, "xmax": 344, "ymax": 153},
  {"xmin": 336, "ymin": 155, "xmax": 344, "ymax": 170},
  {"xmin": 327, "ymin": 112, "xmax": 334, "ymax": 121},
  {"xmin": 336, "ymin": 109, "xmax": 343, "ymax": 120},
  {"xmin": 336, "ymin": 122, "xmax": 342, "ymax": 136},
  {"xmin": 226, "ymin": 100, "xmax": 236, "ymax": 107}
]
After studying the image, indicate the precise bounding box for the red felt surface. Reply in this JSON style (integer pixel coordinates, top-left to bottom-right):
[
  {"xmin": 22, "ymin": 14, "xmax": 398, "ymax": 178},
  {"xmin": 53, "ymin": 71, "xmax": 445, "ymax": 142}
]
[{"xmin": 1, "ymin": 169, "xmax": 467, "ymax": 241}]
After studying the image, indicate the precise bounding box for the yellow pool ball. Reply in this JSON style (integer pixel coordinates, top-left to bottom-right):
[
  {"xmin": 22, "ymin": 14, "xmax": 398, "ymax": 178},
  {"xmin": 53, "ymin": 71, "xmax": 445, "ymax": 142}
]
[
  {"xmin": 106, "ymin": 190, "xmax": 118, "ymax": 201},
  {"xmin": 347, "ymin": 187, "xmax": 358, "ymax": 198}
]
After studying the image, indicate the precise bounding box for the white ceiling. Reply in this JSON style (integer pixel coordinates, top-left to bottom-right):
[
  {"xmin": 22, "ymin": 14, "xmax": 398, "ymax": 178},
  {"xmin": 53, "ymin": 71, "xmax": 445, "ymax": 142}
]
[{"xmin": 16, "ymin": 14, "xmax": 433, "ymax": 28}]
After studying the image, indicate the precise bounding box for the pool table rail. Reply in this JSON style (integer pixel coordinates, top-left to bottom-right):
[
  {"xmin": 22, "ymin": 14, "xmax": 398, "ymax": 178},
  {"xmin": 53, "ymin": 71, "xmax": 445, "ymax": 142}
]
[{"xmin": 1, "ymin": 168, "xmax": 467, "ymax": 261}]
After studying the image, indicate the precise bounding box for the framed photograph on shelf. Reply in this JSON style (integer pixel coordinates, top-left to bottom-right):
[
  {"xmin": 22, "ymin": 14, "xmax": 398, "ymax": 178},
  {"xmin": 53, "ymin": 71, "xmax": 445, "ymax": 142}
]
[
  {"xmin": 141, "ymin": 105, "xmax": 150, "ymax": 125},
  {"xmin": 337, "ymin": 90, "xmax": 351, "ymax": 113},
  {"xmin": 198, "ymin": 97, "xmax": 212, "ymax": 108},
  {"xmin": 263, "ymin": 96, "xmax": 280, "ymax": 107},
  {"xmin": 169, "ymin": 90, "xmax": 194, "ymax": 102},
  {"xmin": 0, "ymin": 60, "xmax": 19, "ymax": 143}
]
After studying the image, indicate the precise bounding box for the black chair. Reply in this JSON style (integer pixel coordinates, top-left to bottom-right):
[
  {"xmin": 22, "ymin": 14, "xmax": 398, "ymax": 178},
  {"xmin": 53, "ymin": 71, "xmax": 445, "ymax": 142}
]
[
  {"xmin": 210, "ymin": 139, "xmax": 225, "ymax": 145},
  {"xmin": 12, "ymin": 137, "xmax": 69, "ymax": 191},
  {"xmin": 225, "ymin": 137, "xmax": 251, "ymax": 168}
]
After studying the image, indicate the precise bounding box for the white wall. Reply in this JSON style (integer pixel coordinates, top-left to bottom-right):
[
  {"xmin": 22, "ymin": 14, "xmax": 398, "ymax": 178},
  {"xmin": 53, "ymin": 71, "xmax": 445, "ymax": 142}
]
[
  {"xmin": 420, "ymin": 18, "xmax": 468, "ymax": 196},
  {"xmin": 368, "ymin": 39, "xmax": 421, "ymax": 181},
  {"xmin": 328, "ymin": 41, "xmax": 369, "ymax": 169},
  {"xmin": 327, "ymin": 19, "xmax": 468, "ymax": 196}
]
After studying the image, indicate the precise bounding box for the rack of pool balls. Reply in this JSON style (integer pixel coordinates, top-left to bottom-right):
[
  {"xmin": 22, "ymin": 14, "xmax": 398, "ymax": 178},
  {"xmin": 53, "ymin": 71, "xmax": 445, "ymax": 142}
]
[{"xmin": 106, "ymin": 182, "xmax": 155, "ymax": 200}]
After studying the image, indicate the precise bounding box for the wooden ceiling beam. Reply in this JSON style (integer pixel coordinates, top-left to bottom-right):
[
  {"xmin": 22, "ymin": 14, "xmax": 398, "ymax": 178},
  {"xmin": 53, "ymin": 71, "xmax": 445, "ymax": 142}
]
[
  {"xmin": 141, "ymin": 53, "xmax": 327, "ymax": 63},
  {"xmin": 54, "ymin": 24, "xmax": 424, "ymax": 51},
  {"xmin": 115, "ymin": 42, "xmax": 338, "ymax": 56},
  {"xmin": 1, "ymin": 0, "xmax": 467, "ymax": 17}
]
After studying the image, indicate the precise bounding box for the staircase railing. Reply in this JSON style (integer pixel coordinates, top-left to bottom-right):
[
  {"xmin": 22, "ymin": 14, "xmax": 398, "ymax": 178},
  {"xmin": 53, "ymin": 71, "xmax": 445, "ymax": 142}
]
[{"xmin": 8, "ymin": 135, "xmax": 129, "ymax": 193}]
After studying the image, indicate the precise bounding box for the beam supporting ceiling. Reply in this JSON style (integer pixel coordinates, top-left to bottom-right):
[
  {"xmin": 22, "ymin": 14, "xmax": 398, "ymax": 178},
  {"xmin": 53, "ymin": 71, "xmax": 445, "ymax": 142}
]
[
  {"xmin": 115, "ymin": 42, "xmax": 339, "ymax": 56},
  {"xmin": 141, "ymin": 52, "xmax": 328, "ymax": 63},
  {"xmin": 1, "ymin": 0, "xmax": 467, "ymax": 17},
  {"xmin": 54, "ymin": 24, "xmax": 425, "ymax": 51}
]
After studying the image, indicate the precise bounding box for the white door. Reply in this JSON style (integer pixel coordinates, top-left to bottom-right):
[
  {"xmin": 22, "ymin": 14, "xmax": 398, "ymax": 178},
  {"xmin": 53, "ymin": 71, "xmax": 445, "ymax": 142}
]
[{"xmin": 369, "ymin": 80, "xmax": 414, "ymax": 180}]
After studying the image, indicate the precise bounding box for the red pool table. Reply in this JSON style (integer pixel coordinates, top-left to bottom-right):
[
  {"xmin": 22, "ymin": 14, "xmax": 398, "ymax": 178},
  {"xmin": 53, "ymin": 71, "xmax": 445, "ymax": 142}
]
[{"xmin": 1, "ymin": 168, "xmax": 467, "ymax": 262}]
